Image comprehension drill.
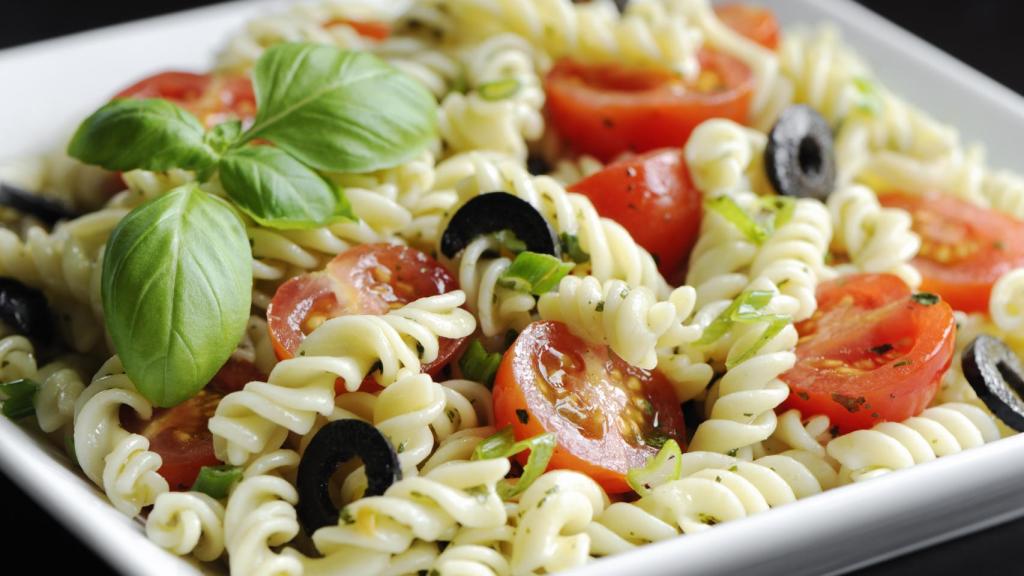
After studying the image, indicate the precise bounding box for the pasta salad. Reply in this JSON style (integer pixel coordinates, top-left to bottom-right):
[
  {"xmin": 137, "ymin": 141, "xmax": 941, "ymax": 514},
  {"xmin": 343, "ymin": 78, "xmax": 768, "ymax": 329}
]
[{"xmin": 0, "ymin": 1, "xmax": 1022, "ymax": 575}]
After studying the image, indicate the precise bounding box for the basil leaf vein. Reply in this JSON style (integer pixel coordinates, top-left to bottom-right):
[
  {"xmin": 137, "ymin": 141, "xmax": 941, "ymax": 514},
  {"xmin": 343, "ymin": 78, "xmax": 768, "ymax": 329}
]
[
  {"xmin": 102, "ymin": 184, "xmax": 252, "ymax": 407},
  {"xmin": 68, "ymin": 99, "xmax": 216, "ymax": 173},
  {"xmin": 219, "ymin": 146, "xmax": 354, "ymax": 229}
]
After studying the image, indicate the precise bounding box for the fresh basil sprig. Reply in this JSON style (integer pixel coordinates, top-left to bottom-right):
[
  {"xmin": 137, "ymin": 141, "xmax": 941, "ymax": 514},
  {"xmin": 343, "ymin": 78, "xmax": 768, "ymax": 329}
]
[{"xmin": 102, "ymin": 184, "xmax": 252, "ymax": 407}]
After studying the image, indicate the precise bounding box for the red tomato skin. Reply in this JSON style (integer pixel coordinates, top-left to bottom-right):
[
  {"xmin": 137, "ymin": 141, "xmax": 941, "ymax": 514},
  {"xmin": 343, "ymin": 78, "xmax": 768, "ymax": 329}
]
[
  {"xmin": 780, "ymin": 274, "xmax": 956, "ymax": 434},
  {"xmin": 115, "ymin": 71, "xmax": 256, "ymax": 128},
  {"xmin": 569, "ymin": 149, "xmax": 702, "ymax": 277},
  {"xmin": 493, "ymin": 321, "xmax": 685, "ymax": 494},
  {"xmin": 879, "ymin": 192, "xmax": 1024, "ymax": 313},
  {"xmin": 324, "ymin": 18, "xmax": 392, "ymax": 40},
  {"xmin": 714, "ymin": 4, "xmax": 781, "ymax": 50},
  {"xmin": 544, "ymin": 49, "xmax": 754, "ymax": 162}
]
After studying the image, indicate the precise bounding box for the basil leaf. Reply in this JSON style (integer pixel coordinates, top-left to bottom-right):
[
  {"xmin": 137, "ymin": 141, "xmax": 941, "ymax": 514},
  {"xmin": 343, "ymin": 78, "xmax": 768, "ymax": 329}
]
[
  {"xmin": 245, "ymin": 43, "xmax": 436, "ymax": 172},
  {"xmin": 68, "ymin": 98, "xmax": 216, "ymax": 173},
  {"xmin": 219, "ymin": 146, "xmax": 354, "ymax": 229},
  {"xmin": 102, "ymin": 184, "xmax": 252, "ymax": 407}
]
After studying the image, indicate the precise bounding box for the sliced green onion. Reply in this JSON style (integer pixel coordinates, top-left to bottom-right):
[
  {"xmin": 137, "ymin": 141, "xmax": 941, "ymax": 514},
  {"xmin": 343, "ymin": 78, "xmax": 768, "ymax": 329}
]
[
  {"xmin": 63, "ymin": 433, "xmax": 79, "ymax": 466},
  {"xmin": 559, "ymin": 232, "xmax": 590, "ymax": 264},
  {"xmin": 0, "ymin": 378, "xmax": 38, "ymax": 420},
  {"xmin": 478, "ymin": 78, "xmax": 521, "ymax": 101},
  {"xmin": 498, "ymin": 251, "xmax": 574, "ymax": 295},
  {"xmin": 459, "ymin": 340, "xmax": 503, "ymax": 388},
  {"xmin": 696, "ymin": 290, "xmax": 773, "ymax": 346},
  {"xmin": 627, "ymin": 439, "xmax": 682, "ymax": 496},
  {"xmin": 767, "ymin": 196, "xmax": 796, "ymax": 231},
  {"xmin": 726, "ymin": 314, "xmax": 790, "ymax": 369},
  {"xmin": 191, "ymin": 465, "xmax": 243, "ymax": 499},
  {"xmin": 706, "ymin": 196, "xmax": 768, "ymax": 244},
  {"xmin": 851, "ymin": 76, "xmax": 882, "ymax": 116},
  {"xmin": 494, "ymin": 229, "xmax": 527, "ymax": 254},
  {"xmin": 473, "ymin": 426, "xmax": 556, "ymax": 499}
]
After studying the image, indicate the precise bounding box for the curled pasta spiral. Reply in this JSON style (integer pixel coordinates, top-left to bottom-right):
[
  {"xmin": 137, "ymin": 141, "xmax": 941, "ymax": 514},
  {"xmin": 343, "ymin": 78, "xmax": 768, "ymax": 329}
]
[
  {"xmin": 990, "ymin": 269, "xmax": 1024, "ymax": 333},
  {"xmin": 448, "ymin": 0, "xmax": 702, "ymax": 78},
  {"xmin": 448, "ymin": 153, "xmax": 671, "ymax": 296},
  {"xmin": 826, "ymin": 402, "xmax": 1001, "ymax": 482},
  {"xmin": 297, "ymin": 458, "xmax": 510, "ymax": 572},
  {"xmin": 375, "ymin": 36, "xmax": 463, "ymax": 100},
  {"xmin": 549, "ymin": 155, "xmax": 604, "ymax": 187},
  {"xmin": 452, "ymin": 237, "xmax": 536, "ymax": 340},
  {"xmin": 689, "ymin": 283, "xmax": 798, "ymax": 454},
  {"xmin": 537, "ymin": 276, "xmax": 700, "ymax": 370},
  {"xmin": 683, "ymin": 118, "xmax": 767, "ymax": 196},
  {"xmin": 223, "ymin": 452, "xmax": 303, "ymax": 576},
  {"xmin": 439, "ymin": 34, "xmax": 545, "ymax": 160},
  {"xmin": 761, "ymin": 409, "xmax": 834, "ymax": 459},
  {"xmin": 827, "ymin": 184, "xmax": 922, "ymax": 289},
  {"xmin": 0, "ymin": 149, "xmax": 114, "ymax": 212},
  {"xmin": 210, "ymin": 292, "xmax": 476, "ymax": 466},
  {"xmin": 512, "ymin": 470, "xmax": 608, "ymax": 575},
  {"xmin": 0, "ymin": 334, "xmax": 90, "ymax": 434},
  {"xmin": 146, "ymin": 492, "xmax": 226, "ymax": 562},
  {"xmin": 749, "ymin": 198, "xmax": 834, "ymax": 322},
  {"xmin": 586, "ymin": 450, "xmax": 835, "ymax": 556},
  {"xmin": 0, "ymin": 334, "xmax": 38, "ymax": 383},
  {"xmin": 72, "ymin": 356, "xmax": 168, "ymax": 517}
]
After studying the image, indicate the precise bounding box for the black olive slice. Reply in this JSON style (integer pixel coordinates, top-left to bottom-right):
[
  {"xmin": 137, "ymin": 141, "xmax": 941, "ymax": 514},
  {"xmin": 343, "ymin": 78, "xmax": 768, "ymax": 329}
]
[
  {"xmin": 296, "ymin": 419, "xmax": 402, "ymax": 534},
  {"xmin": 962, "ymin": 334, "xmax": 1024, "ymax": 431},
  {"xmin": 440, "ymin": 192, "xmax": 559, "ymax": 259},
  {"xmin": 0, "ymin": 183, "xmax": 78, "ymax": 226},
  {"xmin": 0, "ymin": 278, "xmax": 54, "ymax": 347},
  {"xmin": 764, "ymin": 105, "xmax": 836, "ymax": 201}
]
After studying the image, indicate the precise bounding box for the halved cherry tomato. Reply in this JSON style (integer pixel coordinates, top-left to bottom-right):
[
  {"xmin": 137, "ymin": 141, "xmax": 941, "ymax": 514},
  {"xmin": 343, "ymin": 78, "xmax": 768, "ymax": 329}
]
[
  {"xmin": 116, "ymin": 71, "xmax": 256, "ymax": 128},
  {"xmin": 569, "ymin": 148, "xmax": 702, "ymax": 278},
  {"xmin": 781, "ymin": 274, "xmax": 956, "ymax": 434},
  {"xmin": 493, "ymin": 321, "xmax": 686, "ymax": 494},
  {"xmin": 715, "ymin": 4, "xmax": 781, "ymax": 50},
  {"xmin": 323, "ymin": 18, "xmax": 392, "ymax": 40},
  {"xmin": 544, "ymin": 49, "xmax": 753, "ymax": 162},
  {"xmin": 879, "ymin": 192, "xmax": 1024, "ymax": 313},
  {"xmin": 267, "ymin": 244, "xmax": 465, "ymax": 391},
  {"xmin": 122, "ymin": 389, "xmax": 223, "ymax": 491}
]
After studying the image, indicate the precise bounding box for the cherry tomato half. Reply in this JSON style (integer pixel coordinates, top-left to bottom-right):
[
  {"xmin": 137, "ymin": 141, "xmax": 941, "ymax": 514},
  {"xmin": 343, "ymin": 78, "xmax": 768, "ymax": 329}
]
[
  {"xmin": 569, "ymin": 148, "xmax": 702, "ymax": 278},
  {"xmin": 493, "ymin": 321, "xmax": 686, "ymax": 494},
  {"xmin": 116, "ymin": 71, "xmax": 256, "ymax": 128},
  {"xmin": 544, "ymin": 49, "xmax": 754, "ymax": 162},
  {"xmin": 781, "ymin": 274, "xmax": 956, "ymax": 434},
  {"xmin": 267, "ymin": 244, "xmax": 465, "ymax": 390},
  {"xmin": 715, "ymin": 4, "xmax": 781, "ymax": 50},
  {"xmin": 122, "ymin": 389, "xmax": 224, "ymax": 491},
  {"xmin": 878, "ymin": 192, "xmax": 1024, "ymax": 313}
]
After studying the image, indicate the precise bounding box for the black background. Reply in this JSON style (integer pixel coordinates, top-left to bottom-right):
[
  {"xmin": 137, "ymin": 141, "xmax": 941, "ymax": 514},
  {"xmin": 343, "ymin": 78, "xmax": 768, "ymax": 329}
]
[{"xmin": 2, "ymin": 1, "xmax": 1023, "ymax": 574}]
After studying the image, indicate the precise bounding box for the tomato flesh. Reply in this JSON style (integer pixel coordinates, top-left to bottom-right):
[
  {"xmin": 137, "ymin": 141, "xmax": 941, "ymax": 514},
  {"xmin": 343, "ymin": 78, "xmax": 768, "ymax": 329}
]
[
  {"xmin": 122, "ymin": 389, "xmax": 223, "ymax": 491},
  {"xmin": 116, "ymin": 71, "xmax": 256, "ymax": 128},
  {"xmin": 569, "ymin": 148, "xmax": 702, "ymax": 278},
  {"xmin": 781, "ymin": 274, "xmax": 956, "ymax": 433},
  {"xmin": 493, "ymin": 321, "xmax": 685, "ymax": 494},
  {"xmin": 879, "ymin": 192, "xmax": 1024, "ymax": 313},
  {"xmin": 715, "ymin": 4, "xmax": 781, "ymax": 50},
  {"xmin": 544, "ymin": 49, "xmax": 753, "ymax": 162},
  {"xmin": 267, "ymin": 244, "xmax": 465, "ymax": 391}
]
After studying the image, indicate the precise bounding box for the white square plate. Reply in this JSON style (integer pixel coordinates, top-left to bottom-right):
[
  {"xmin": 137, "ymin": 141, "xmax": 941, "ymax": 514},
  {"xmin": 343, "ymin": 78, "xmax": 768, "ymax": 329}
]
[{"xmin": 2, "ymin": 1, "xmax": 1024, "ymax": 575}]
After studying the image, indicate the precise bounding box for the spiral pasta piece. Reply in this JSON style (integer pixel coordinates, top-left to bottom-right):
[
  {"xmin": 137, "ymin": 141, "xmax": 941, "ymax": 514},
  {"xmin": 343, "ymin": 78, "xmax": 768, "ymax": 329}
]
[
  {"xmin": 826, "ymin": 403, "xmax": 1000, "ymax": 482},
  {"xmin": 689, "ymin": 284, "xmax": 798, "ymax": 454},
  {"xmin": 448, "ymin": 0, "xmax": 702, "ymax": 79},
  {"xmin": 448, "ymin": 153, "xmax": 671, "ymax": 296},
  {"xmin": 990, "ymin": 269, "xmax": 1024, "ymax": 333},
  {"xmin": 538, "ymin": 276, "xmax": 700, "ymax": 370},
  {"xmin": 0, "ymin": 334, "xmax": 38, "ymax": 383},
  {"xmin": 683, "ymin": 118, "xmax": 767, "ymax": 197},
  {"xmin": 452, "ymin": 237, "xmax": 536, "ymax": 340},
  {"xmin": 549, "ymin": 155, "xmax": 604, "ymax": 187},
  {"xmin": 827, "ymin": 184, "xmax": 922, "ymax": 289},
  {"xmin": 512, "ymin": 470, "xmax": 608, "ymax": 575},
  {"xmin": 586, "ymin": 450, "xmax": 835, "ymax": 556},
  {"xmin": 146, "ymin": 492, "xmax": 226, "ymax": 562},
  {"xmin": 761, "ymin": 409, "xmax": 834, "ymax": 459},
  {"xmin": 982, "ymin": 169, "xmax": 1024, "ymax": 219},
  {"xmin": 0, "ymin": 149, "xmax": 114, "ymax": 212},
  {"xmin": 72, "ymin": 356, "xmax": 168, "ymax": 517},
  {"xmin": 210, "ymin": 292, "xmax": 476, "ymax": 466},
  {"xmin": 304, "ymin": 458, "xmax": 509, "ymax": 569},
  {"xmin": 224, "ymin": 473, "xmax": 302, "ymax": 576}
]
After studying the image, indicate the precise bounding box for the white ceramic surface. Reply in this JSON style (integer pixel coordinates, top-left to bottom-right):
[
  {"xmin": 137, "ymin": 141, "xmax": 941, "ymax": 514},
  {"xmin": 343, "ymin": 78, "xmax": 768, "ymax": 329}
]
[{"xmin": 1, "ymin": 1, "xmax": 1023, "ymax": 575}]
